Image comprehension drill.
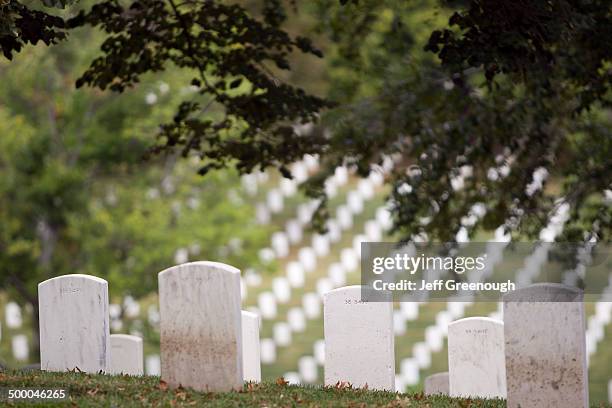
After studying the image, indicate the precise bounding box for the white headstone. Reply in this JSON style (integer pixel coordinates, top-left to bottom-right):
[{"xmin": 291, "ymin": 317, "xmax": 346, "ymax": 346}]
[
  {"xmin": 340, "ymin": 248, "xmax": 358, "ymax": 272},
  {"xmin": 285, "ymin": 220, "xmax": 303, "ymax": 244},
  {"xmin": 159, "ymin": 262, "xmax": 242, "ymax": 391},
  {"xmin": 271, "ymin": 232, "xmax": 290, "ymax": 258},
  {"xmin": 336, "ymin": 205, "xmax": 353, "ymax": 230},
  {"xmin": 328, "ymin": 263, "xmax": 346, "ymax": 287},
  {"xmin": 325, "ymin": 179, "xmax": 338, "ymax": 198},
  {"xmin": 266, "ymin": 189, "xmax": 284, "ymax": 213},
  {"xmin": 284, "ymin": 371, "xmax": 301, "ymax": 385},
  {"xmin": 448, "ymin": 317, "xmax": 506, "ymax": 399},
  {"xmin": 38, "ymin": 274, "xmax": 110, "ymax": 373},
  {"xmin": 425, "ymin": 326, "xmax": 444, "ymax": 352},
  {"xmin": 314, "ymin": 339, "xmax": 325, "ymax": 365},
  {"xmin": 303, "ymin": 293, "xmax": 321, "ymax": 319},
  {"xmin": 260, "ymin": 338, "xmax": 276, "ymax": 364},
  {"xmin": 297, "ymin": 203, "xmax": 314, "ymax": 224},
  {"xmin": 272, "ymin": 278, "xmax": 291, "ymax": 304},
  {"xmin": 273, "ymin": 322, "xmax": 292, "ymax": 347},
  {"xmin": 400, "ymin": 302, "xmax": 419, "ymax": 320},
  {"xmin": 400, "ymin": 358, "xmax": 419, "ymax": 385},
  {"xmin": 258, "ymin": 292, "xmax": 278, "ymax": 319},
  {"xmin": 12, "ymin": 334, "xmax": 28, "ymax": 361},
  {"xmin": 286, "ymin": 262, "xmax": 305, "ymax": 288},
  {"xmin": 424, "ymin": 372, "xmax": 449, "ymax": 396},
  {"xmin": 312, "ymin": 234, "xmax": 330, "ymax": 257},
  {"xmin": 347, "ymin": 191, "xmax": 364, "ymax": 214},
  {"xmin": 413, "ymin": 342, "xmax": 431, "ymax": 369},
  {"xmin": 287, "ymin": 308, "xmax": 306, "ymax": 332},
  {"xmin": 333, "ymin": 166, "xmax": 349, "ymax": 186},
  {"xmin": 375, "ymin": 207, "xmax": 393, "ymax": 231},
  {"xmin": 364, "ymin": 220, "xmax": 382, "ymax": 242},
  {"xmin": 256, "ymin": 203, "xmax": 271, "ymax": 224},
  {"xmin": 145, "ymin": 354, "xmax": 160, "ymax": 376},
  {"xmin": 324, "ymin": 286, "xmax": 394, "ymax": 390},
  {"xmin": 316, "ymin": 278, "xmax": 334, "ymax": 297},
  {"xmin": 299, "ymin": 356, "xmax": 318, "ymax": 383},
  {"xmin": 358, "ymin": 179, "xmax": 374, "ymax": 199},
  {"xmin": 298, "ymin": 247, "xmax": 317, "ymax": 273},
  {"xmin": 110, "ymin": 334, "xmax": 143, "ymax": 376},
  {"xmin": 503, "ymin": 284, "xmax": 588, "ymax": 408},
  {"xmin": 393, "ymin": 311, "xmax": 406, "ymax": 336},
  {"xmin": 292, "ymin": 162, "xmax": 308, "ymax": 183},
  {"xmin": 5, "ymin": 302, "xmax": 22, "ymax": 329},
  {"xmin": 280, "ymin": 177, "xmax": 297, "ymax": 197},
  {"xmin": 326, "ymin": 219, "xmax": 342, "ymax": 243},
  {"xmin": 241, "ymin": 311, "xmax": 261, "ymax": 383}
]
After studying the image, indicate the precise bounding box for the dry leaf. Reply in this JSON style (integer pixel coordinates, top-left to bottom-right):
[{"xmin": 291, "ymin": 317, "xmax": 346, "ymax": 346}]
[
  {"xmin": 159, "ymin": 380, "xmax": 169, "ymax": 391},
  {"xmin": 276, "ymin": 377, "xmax": 289, "ymax": 386}
]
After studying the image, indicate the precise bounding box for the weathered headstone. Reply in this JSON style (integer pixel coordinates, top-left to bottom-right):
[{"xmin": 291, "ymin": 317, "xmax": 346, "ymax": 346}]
[
  {"xmin": 38, "ymin": 274, "xmax": 110, "ymax": 373},
  {"xmin": 324, "ymin": 286, "xmax": 394, "ymax": 390},
  {"xmin": 159, "ymin": 262, "xmax": 242, "ymax": 392},
  {"xmin": 503, "ymin": 284, "xmax": 588, "ymax": 408},
  {"xmin": 448, "ymin": 317, "xmax": 506, "ymax": 399},
  {"xmin": 241, "ymin": 311, "xmax": 261, "ymax": 383},
  {"xmin": 424, "ymin": 372, "xmax": 449, "ymax": 396},
  {"xmin": 110, "ymin": 334, "xmax": 143, "ymax": 376}
]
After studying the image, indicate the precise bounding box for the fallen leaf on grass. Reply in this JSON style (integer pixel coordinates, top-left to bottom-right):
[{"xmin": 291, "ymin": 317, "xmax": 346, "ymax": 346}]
[
  {"xmin": 159, "ymin": 380, "xmax": 169, "ymax": 391},
  {"xmin": 276, "ymin": 377, "xmax": 289, "ymax": 386}
]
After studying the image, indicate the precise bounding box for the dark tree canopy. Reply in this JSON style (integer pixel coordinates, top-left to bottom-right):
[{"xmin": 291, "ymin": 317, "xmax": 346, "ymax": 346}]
[{"xmin": 1, "ymin": 0, "xmax": 610, "ymax": 243}]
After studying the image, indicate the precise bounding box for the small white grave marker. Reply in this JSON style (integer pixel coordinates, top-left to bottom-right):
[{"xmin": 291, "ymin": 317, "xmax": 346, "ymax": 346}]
[
  {"xmin": 324, "ymin": 286, "xmax": 394, "ymax": 390},
  {"xmin": 110, "ymin": 334, "xmax": 144, "ymax": 376},
  {"xmin": 38, "ymin": 274, "xmax": 110, "ymax": 373}
]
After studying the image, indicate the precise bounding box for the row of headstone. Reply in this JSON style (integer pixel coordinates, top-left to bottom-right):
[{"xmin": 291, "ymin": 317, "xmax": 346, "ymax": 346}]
[
  {"xmin": 37, "ymin": 265, "xmax": 263, "ymax": 391},
  {"xmin": 419, "ymin": 284, "xmax": 588, "ymax": 407}
]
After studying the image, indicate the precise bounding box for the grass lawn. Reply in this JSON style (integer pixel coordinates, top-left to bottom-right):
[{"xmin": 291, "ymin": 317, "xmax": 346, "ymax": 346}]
[{"xmin": 0, "ymin": 370, "xmax": 508, "ymax": 407}]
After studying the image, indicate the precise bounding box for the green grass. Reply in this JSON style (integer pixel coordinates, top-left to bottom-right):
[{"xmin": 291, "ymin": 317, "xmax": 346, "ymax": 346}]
[{"xmin": 0, "ymin": 370, "xmax": 509, "ymax": 407}]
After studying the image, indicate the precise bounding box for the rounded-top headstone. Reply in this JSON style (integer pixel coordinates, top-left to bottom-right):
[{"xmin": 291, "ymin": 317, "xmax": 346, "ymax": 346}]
[
  {"xmin": 110, "ymin": 334, "xmax": 144, "ymax": 376},
  {"xmin": 159, "ymin": 262, "xmax": 243, "ymax": 392},
  {"xmin": 38, "ymin": 274, "xmax": 110, "ymax": 373},
  {"xmin": 424, "ymin": 372, "xmax": 449, "ymax": 396}
]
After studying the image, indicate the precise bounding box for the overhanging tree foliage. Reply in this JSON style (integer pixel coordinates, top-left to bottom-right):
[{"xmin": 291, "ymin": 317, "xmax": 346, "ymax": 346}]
[{"xmin": 1, "ymin": 0, "xmax": 610, "ymax": 242}]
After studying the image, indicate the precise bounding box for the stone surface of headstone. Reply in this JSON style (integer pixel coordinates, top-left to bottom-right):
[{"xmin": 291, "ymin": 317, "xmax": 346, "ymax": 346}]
[
  {"xmin": 145, "ymin": 355, "xmax": 160, "ymax": 376},
  {"xmin": 5, "ymin": 302, "xmax": 23, "ymax": 329},
  {"xmin": 38, "ymin": 274, "xmax": 110, "ymax": 373},
  {"xmin": 241, "ymin": 311, "xmax": 261, "ymax": 383},
  {"xmin": 287, "ymin": 307, "xmax": 306, "ymax": 332},
  {"xmin": 260, "ymin": 339, "xmax": 276, "ymax": 364},
  {"xmin": 12, "ymin": 335, "xmax": 28, "ymax": 361},
  {"xmin": 302, "ymin": 293, "xmax": 321, "ymax": 319},
  {"xmin": 273, "ymin": 322, "xmax": 292, "ymax": 346},
  {"xmin": 424, "ymin": 372, "xmax": 449, "ymax": 396},
  {"xmin": 110, "ymin": 334, "xmax": 144, "ymax": 376},
  {"xmin": 258, "ymin": 292, "xmax": 277, "ymax": 319},
  {"xmin": 297, "ymin": 247, "xmax": 317, "ymax": 272},
  {"xmin": 159, "ymin": 262, "xmax": 243, "ymax": 392},
  {"xmin": 286, "ymin": 262, "xmax": 305, "ymax": 288},
  {"xmin": 503, "ymin": 284, "xmax": 588, "ymax": 408},
  {"xmin": 448, "ymin": 317, "xmax": 506, "ymax": 399},
  {"xmin": 299, "ymin": 356, "xmax": 318, "ymax": 383},
  {"xmin": 324, "ymin": 286, "xmax": 394, "ymax": 390},
  {"xmin": 272, "ymin": 278, "xmax": 291, "ymax": 304}
]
